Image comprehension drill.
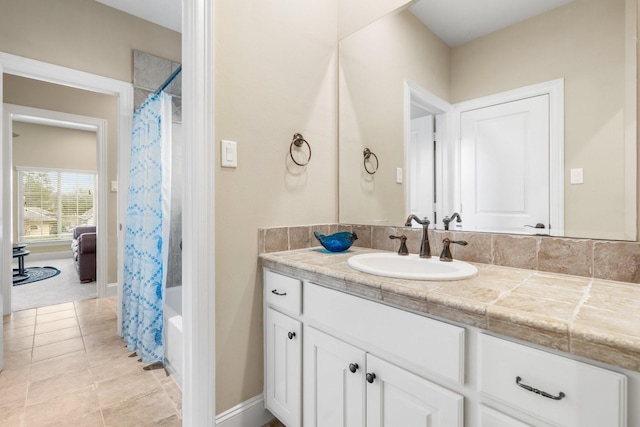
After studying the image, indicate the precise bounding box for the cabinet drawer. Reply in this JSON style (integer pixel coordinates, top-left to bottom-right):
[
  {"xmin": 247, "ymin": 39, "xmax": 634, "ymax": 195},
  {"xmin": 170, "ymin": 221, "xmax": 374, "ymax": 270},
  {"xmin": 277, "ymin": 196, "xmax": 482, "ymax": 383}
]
[
  {"xmin": 304, "ymin": 282, "xmax": 465, "ymax": 384},
  {"xmin": 478, "ymin": 333, "xmax": 626, "ymax": 427},
  {"xmin": 478, "ymin": 404, "xmax": 534, "ymax": 427},
  {"xmin": 264, "ymin": 270, "xmax": 302, "ymax": 316}
]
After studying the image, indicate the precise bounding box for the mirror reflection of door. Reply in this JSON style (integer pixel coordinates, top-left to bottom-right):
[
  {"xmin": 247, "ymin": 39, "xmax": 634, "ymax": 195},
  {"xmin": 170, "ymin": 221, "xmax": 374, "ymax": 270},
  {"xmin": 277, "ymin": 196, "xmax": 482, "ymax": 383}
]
[
  {"xmin": 408, "ymin": 115, "xmax": 435, "ymax": 224},
  {"xmin": 459, "ymin": 94, "xmax": 550, "ymax": 233}
]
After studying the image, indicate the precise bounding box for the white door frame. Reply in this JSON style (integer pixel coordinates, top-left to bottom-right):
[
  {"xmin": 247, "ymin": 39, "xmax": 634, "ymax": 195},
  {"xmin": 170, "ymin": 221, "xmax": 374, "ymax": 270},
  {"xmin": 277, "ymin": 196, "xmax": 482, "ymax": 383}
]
[
  {"xmin": 452, "ymin": 79, "xmax": 565, "ymax": 236},
  {"xmin": 0, "ymin": 53, "xmax": 133, "ymax": 319},
  {"xmin": 182, "ymin": 0, "xmax": 217, "ymax": 424},
  {"xmin": 0, "ymin": 0, "xmax": 217, "ymax": 422},
  {"xmin": 3, "ymin": 104, "xmax": 108, "ymax": 305},
  {"xmin": 404, "ymin": 81, "xmax": 453, "ymax": 226}
]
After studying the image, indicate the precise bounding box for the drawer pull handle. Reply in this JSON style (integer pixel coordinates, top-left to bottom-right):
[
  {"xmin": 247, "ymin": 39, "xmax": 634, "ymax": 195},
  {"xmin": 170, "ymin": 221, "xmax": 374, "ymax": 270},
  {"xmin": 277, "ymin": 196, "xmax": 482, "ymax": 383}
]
[
  {"xmin": 349, "ymin": 363, "xmax": 359, "ymax": 373},
  {"xmin": 271, "ymin": 289, "xmax": 287, "ymax": 296},
  {"xmin": 288, "ymin": 332, "xmax": 296, "ymax": 340},
  {"xmin": 366, "ymin": 372, "xmax": 376, "ymax": 384},
  {"xmin": 516, "ymin": 376, "xmax": 566, "ymax": 401}
]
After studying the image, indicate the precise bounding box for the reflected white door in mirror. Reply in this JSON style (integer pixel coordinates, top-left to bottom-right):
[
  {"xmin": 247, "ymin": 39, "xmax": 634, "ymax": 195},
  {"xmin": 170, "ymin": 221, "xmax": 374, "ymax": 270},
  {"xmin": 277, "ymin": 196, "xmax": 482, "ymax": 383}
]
[{"xmin": 407, "ymin": 79, "xmax": 564, "ymax": 235}]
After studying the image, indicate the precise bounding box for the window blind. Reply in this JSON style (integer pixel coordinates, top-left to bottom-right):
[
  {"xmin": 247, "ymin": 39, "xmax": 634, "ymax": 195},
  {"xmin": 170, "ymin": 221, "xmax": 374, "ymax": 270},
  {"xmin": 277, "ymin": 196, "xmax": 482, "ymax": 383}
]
[{"xmin": 17, "ymin": 168, "xmax": 96, "ymax": 243}]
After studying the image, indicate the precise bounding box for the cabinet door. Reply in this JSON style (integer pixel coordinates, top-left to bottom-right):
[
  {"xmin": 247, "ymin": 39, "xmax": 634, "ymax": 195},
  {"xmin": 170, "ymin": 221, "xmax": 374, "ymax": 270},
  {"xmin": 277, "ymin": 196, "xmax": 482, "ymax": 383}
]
[
  {"xmin": 265, "ymin": 308, "xmax": 302, "ymax": 427},
  {"xmin": 366, "ymin": 354, "xmax": 463, "ymax": 427},
  {"xmin": 303, "ymin": 326, "xmax": 366, "ymax": 427}
]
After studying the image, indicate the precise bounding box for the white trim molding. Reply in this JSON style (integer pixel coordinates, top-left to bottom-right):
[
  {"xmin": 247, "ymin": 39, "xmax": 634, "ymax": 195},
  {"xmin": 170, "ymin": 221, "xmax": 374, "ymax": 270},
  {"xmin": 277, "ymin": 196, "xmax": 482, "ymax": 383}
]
[
  {"xmin": 181, "ymin": 0, "xmax": 217, "ymax": 425},
  {"xmin": 216, "ymin": 395, "xmax": 275, "ymax": 427},
  {"xmin": 0, "ymin": 52, "xmax": 132, "ymax": 322}
]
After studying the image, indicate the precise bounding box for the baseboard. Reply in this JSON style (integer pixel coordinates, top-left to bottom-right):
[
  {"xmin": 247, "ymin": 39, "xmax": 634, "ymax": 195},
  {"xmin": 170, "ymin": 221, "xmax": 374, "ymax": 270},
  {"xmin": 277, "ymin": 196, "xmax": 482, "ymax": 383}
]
[
  {"xmin": 106, "ymin": 282, "xmax": 118, "ymax": 297},
  {"xmin": 216, "ymin": 394, "xmax": 274, "ymax": 427}
]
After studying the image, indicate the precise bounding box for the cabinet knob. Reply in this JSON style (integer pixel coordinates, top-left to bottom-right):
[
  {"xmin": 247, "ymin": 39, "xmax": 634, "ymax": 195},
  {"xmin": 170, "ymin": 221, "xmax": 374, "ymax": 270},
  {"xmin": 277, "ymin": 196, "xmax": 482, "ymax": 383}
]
[
  {"xmin": 287, "ymin": 331, "xmax": 296, "ymax": 340},
  {"xmin": 366, "ymin": 372, "xmax": 376, "ymax": 384},
  {"xmin": 348, "ymin": 363, "xmax": 359, "ymax": 373}
]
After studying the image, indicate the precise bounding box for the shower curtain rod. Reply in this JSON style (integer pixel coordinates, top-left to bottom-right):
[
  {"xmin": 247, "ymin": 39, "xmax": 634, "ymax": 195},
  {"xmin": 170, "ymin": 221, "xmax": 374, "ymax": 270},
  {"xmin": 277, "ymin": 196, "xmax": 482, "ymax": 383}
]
[{"xmin": 154, "ymin": 64, "xmax": 182, "ymax": 95}]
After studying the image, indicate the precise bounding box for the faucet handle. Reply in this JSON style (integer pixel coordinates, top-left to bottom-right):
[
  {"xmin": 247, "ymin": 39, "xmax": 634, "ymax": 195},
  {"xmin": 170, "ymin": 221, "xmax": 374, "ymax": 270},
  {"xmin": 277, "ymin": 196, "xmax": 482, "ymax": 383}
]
[
  {"xmin": 440, "ymin": 238, "xmax": 468, "ymax": 262},
  {"xmin": 389, "ymin": 235, "xmax": 409, "ymax": 256}
]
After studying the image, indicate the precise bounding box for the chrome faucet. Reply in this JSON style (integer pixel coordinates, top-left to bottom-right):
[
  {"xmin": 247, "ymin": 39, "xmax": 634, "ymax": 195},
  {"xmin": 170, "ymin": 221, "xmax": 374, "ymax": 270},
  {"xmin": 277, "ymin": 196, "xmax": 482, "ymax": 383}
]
[
  {"xmin": 442, "ymin": 212, "xmax": 462, "ymax": 231},
  {"xmin": 405, "ymin": 214, "xmax": 431, "ymax": 258}
]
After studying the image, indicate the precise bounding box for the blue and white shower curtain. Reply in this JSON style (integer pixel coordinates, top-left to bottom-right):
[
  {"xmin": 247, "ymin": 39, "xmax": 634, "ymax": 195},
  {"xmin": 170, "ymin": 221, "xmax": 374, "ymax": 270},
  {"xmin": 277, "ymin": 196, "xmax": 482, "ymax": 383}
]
[{"xmin": 122, "ymin": 92, "xmax": 172, "ymax": 363}]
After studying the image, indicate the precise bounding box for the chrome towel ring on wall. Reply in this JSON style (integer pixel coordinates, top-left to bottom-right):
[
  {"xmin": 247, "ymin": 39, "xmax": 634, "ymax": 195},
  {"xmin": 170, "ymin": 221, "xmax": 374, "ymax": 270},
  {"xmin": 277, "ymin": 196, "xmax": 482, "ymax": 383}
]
[
  {"xmin": 363, "ymin": 148, "xmax": 379, "ymax": 174},
  {"xmin": 289, "ymin": 133, "xmax": 312, "ymax": 166}
]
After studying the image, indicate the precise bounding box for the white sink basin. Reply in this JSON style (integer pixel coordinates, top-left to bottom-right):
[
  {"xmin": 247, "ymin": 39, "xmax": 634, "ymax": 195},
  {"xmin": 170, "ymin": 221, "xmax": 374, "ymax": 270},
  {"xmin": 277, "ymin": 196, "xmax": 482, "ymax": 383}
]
[{"xmin": 347, "ymin": 253, "xmax": 478, "ymax": 281}]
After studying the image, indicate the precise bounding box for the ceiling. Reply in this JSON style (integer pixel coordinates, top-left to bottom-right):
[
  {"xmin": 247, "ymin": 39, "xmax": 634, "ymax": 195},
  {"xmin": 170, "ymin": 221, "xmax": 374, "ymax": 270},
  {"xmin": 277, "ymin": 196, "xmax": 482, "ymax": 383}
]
[
  {"xmin": 409, "ymin": 0, "xmax": 574, "ymax": 47},
  {"xmin": 95, "ymin": 0, "xmax": 573, "ymax": 46},
  {"xmin": 95, "ymin": 0, "xmax": 182, "ymax": 33}
]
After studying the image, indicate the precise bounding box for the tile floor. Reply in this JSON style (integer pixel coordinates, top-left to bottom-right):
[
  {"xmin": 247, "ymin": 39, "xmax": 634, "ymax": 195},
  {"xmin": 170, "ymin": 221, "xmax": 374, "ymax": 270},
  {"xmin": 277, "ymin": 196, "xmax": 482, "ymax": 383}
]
[{"xmin": 1, "ymin": 297, "xmax": 182, "ymax": 426}]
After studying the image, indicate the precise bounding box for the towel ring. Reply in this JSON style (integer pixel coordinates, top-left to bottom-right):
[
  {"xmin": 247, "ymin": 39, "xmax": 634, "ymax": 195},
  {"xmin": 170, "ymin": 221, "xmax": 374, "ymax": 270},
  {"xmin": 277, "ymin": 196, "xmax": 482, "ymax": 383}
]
[
  {"xmin": 363, "ymin": 148, "xmax": 379, "ymax": 174},
  {"xmin": 289, "ymin": 133, "xmax": 311, "ymax": 166}
]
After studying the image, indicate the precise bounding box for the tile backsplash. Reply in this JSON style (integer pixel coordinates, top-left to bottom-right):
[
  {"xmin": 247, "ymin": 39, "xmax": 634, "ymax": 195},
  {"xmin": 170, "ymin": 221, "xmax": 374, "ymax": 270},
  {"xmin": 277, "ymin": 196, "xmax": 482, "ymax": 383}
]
[{"xmin": 258, "ymin": 224, "xmax": 640, "ymax": 285}]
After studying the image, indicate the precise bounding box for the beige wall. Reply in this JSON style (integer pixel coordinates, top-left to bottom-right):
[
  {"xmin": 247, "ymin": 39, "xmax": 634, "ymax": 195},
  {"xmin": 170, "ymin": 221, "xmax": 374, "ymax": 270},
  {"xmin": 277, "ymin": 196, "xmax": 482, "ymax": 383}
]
[
  {"xmin": 451, "ymin": 0, "xmax": 628, "ymax": 239},
  {"xmin": 11, "ymin": 121, "xmax": 97, "ymax": 253},
  {"xmin": 214, "ymin": 0, "xmax": 338, "ymax": 412},
  {"xmin": 338, "ymin": 8, "xmax": 450, "ymax": 226},
  {"xmin": 0, "ymin": 0, "xmax": 181, "ymax": 283}
]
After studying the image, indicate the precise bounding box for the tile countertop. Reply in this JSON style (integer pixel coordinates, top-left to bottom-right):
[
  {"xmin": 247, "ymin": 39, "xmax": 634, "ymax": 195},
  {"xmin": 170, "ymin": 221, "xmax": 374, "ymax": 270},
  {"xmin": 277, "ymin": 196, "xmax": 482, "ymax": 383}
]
[{"xmin": 260, "ymin": 247, "xmax": 640, "ymax": 373}]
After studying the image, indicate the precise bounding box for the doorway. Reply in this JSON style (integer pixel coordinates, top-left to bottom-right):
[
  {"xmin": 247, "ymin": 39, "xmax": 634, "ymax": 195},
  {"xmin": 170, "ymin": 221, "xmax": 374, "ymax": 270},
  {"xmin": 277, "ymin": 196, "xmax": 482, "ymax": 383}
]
[{"xmin": 6, "ymin": 107, "xmax": 106, "ymax": 311}]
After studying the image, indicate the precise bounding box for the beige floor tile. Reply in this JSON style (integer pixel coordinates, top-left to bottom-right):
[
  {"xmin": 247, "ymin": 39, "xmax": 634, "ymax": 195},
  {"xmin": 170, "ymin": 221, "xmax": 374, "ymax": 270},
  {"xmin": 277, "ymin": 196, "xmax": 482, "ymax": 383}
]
[
  {"xmin": 101, "ymin": 387, "xmax": 177, "ymax": 427},
  {"xmin": 159, "ymin": 375, "xmax": 182, "ymax": 413},
  {"xmin": 26, "ymin": 368, "xmax": 94, "ymax": 406},
  {"xmin": 3, "ymin": 308, "xmax": 36, "ymax": 323},
  {"xmin": 4, "ymin": 324, "xmax": 36, "ymax": 340},
  {"xmin": 31, "ymin": 337, "xmax": 85, "ymax": 363},
  {"xmin": 36, "ymin": 302, "xmax": 75, "ymax": 315},
  {"xmin": 5, "ymin": 335, "xmax": 34, "ymax": 353},
  {"xmin": 4, "ymin": 315, "xmax": 37, "ymax": 329},
  {"xmin": 88, "ymin": 352, "xmax": 146, "ymax": 383},
  {"xmin": 36, "ymin": 309, "xmax": 77, "ymax": 324},
  {"xmin": 0, "ymin": 398, "xmax": 27, "ymax": 427},
  {"xmin": 34, "ymin": 326, "xmax": 82, "ymax": 347},
  {"xmin": 2, "ymin": 296, "xmax": 183, "ymax": 426},
  {"xmin": 3, "ymin": 348, "xmax": 32, "ymax": 369},
  {"xmin": 35, "ymin": 317, "xmax": 79, "ymax": 335},
  {"xmin": 24, "ymin": 385, "xmax": 103, "ymax": 427},
  {"xmin": 95, "ymin": 370, "xmax": 161, "ymax": 408},
  {"xmin": 29, "ymin": 350, "xmax": 89, "ymax": 383},
  {"xmin": 0, "ymin": 374, "xmax": 29, "ymax": 406}
]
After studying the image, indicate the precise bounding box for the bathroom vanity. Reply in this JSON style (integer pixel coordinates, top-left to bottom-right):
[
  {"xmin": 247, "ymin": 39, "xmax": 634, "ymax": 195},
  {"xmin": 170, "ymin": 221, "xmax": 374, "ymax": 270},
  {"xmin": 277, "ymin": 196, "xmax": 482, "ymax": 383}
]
[{"xmin": 261, "ymin": 247, "xmax": 640, "ymax": 427}]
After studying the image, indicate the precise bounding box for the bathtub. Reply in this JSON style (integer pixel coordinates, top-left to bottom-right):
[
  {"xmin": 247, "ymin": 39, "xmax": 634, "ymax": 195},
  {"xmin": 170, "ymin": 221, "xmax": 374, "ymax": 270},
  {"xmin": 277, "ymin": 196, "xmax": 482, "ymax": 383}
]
[{"xmin": 164, "ymin": 286, "xmax": 183, "ymax": 387}]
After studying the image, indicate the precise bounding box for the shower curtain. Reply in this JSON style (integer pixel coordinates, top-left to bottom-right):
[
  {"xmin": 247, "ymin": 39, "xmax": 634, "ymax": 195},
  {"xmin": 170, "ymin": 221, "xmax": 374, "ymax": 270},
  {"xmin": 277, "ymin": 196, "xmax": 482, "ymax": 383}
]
[{"xmin": 122, "ymin": 92, "xmax": 172, "ymax": 363}]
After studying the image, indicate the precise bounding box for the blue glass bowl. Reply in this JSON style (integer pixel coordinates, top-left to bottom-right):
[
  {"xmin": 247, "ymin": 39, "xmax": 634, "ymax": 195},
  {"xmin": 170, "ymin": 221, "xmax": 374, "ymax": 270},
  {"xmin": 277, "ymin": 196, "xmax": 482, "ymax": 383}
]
[{"xmin": 314, "ymin": 231, "xmax": 358, "ymax": 252}]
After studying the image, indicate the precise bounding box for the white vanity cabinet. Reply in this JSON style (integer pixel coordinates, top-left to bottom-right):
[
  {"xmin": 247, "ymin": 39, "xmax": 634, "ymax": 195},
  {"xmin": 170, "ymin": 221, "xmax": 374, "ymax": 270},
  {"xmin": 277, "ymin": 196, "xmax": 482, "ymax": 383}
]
[
  {"xmin": 303, "ymin": 326, "xmax": 463, "ymax": 427},
  {"xmin": 263, "ymin": 267, "xmax": 632, "ymax": 427},
  {"xmin": 264, "ymin": 271, "xmax": 303, "ymax": 427},
  {"xmin": 478, "ymin": 333, "xmax": 627, "ymax": 427}
]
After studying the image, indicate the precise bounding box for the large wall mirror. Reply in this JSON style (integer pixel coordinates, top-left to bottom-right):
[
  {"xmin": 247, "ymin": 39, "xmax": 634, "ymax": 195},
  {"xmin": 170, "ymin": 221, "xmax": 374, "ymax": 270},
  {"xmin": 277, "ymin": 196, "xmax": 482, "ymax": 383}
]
[{"xmin": 338, "ymin": 0, "xmax": 637, "ymax": 241}]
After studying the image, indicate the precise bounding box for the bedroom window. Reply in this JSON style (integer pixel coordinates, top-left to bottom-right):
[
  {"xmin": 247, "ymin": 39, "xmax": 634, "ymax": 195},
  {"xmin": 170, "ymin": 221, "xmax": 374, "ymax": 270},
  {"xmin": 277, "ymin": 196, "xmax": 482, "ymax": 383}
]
[{"xmin": 17, "ymin": 167, "xmax": 96, "ymax": 243}]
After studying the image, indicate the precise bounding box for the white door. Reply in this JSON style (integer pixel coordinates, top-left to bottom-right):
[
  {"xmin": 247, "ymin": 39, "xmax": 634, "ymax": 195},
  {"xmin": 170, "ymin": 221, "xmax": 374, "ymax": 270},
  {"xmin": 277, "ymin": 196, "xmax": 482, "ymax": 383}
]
[
  {"xmin": 366, "ymin": 354, "xmax": 463, "ymax": 427},
  {"xmin": 265, "ymin": 307, "xmax": 302, "ymax": 427},
  {"xmin": 303, "ymin": 326, "xmax": 366, "ymax": 427},
  {"xmin": 460, "ymin": 95, "xmax": 549, "ymax": 233},
  {"xmin": 408, "ymin": 115, "xmax": 435, "ymax": 224}
]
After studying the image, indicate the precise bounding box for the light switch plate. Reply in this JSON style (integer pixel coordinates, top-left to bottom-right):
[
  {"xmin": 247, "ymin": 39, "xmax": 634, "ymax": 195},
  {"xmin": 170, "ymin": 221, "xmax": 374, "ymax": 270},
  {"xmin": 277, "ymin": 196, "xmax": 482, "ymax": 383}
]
[
  {"xmin": 570, "ymin": 168, "xmax": 583, "ymax": 184},
  {"xmin": 221, "ymin": 140, "xmax": 237, "ymax": 168},
  {"xmin": 110, "ymin": 181, "xmax": 118, "ymax": 192},
  {"xmin": 396, "ymin": 167, "xmax": 403, "ymax": 184}
]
